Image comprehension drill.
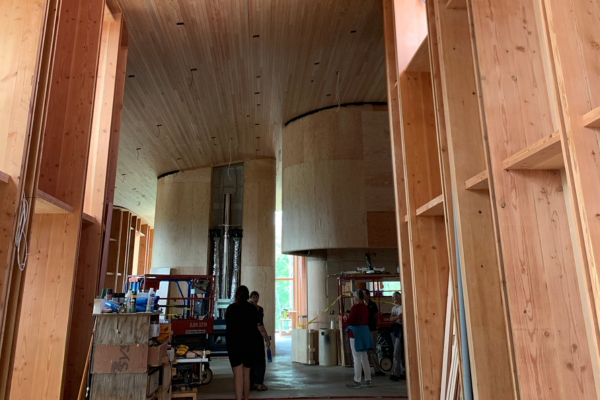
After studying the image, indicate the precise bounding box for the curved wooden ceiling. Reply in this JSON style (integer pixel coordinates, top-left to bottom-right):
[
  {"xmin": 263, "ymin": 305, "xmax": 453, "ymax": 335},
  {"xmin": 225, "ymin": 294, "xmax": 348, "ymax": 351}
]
[{"xmin": 114, "ymin": 0, "xmax": 387, "ymax": 224}]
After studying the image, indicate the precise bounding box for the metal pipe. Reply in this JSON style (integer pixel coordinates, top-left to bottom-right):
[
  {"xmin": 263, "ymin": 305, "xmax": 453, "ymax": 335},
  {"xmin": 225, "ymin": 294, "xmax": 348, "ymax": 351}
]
[
  {"xmin": 222, "ymin": 194, "xmax": 231, "ymax": 299},
  {"xmin": 230, "ymin": 229, "xmax": 243, "ymax": 301},
  {"xmin": 209, "ymin": 230, "xmax": 221, "ymax": 318}
]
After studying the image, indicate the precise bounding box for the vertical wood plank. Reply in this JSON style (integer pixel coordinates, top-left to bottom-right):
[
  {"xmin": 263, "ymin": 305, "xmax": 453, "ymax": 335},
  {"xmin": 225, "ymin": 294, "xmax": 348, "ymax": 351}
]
[
  {"xmin": 540, "ymin": 0, "xmax": 600, "ymax": 384},
  {"xmin": 427, "ymin": 0, "xmax": 517, "ymax": 398},
  {"xmin": 400, "ymin": 70, "xmax": 448, "ymax": 400},
  {"xmin": 382, "ymin": 1, "xmax": 421, "ymax": 398}
]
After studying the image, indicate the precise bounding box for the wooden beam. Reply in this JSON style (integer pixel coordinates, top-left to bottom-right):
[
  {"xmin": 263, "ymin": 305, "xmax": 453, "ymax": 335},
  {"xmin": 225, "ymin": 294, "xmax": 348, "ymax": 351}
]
[
  {"xmin": 416, "ymin": 194, "xmax": 444, "ymax": 217},
  {"xmin": 582, "ymin": 106, "xmax": 600, "ymax": 128},
  {"xmin": 382, "ymin": 1, "xmax": 421, "ymax": 397},
  {"xmin": 428, "ymin": 0, "xmax": 516, "ymax": 397},
  {"xmin": 539, "ymin": 0, "xmax": 600, "ymax": 380},
  {"xmin": 502, "ymin": 131, "xmax": 563, "ymax": 170},
  {"xmin": 400, "ymin": 69, "xmax": 448, "ymax": 400}
]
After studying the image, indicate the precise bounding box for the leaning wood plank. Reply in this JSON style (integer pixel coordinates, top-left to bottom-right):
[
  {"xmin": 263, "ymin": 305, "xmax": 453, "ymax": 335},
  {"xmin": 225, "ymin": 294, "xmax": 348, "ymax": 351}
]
[
  {"xmin": 464, "ymin": 170, "xmax": 488, "ymax": 190},
  {"xmin": 0, "ymin": 171, "xmax": 9, "ymax": 184},
  {"xmin": 383, "ymin": 2, "xmax": 422, "ymax": 398},
  {"xmin": 582, "ymin": 106, "xmax": 600, "ymax": 128},
  {"xmin": 502, "ymin": 131, "xmax": 563, "ymax": 170},
  {"xmin": 35, "ymin": 189, "xmax": 74, "ymax": 214},
  {"xmin": 416, "ymin": 194, "xmax": 444, "ymax": 216}
]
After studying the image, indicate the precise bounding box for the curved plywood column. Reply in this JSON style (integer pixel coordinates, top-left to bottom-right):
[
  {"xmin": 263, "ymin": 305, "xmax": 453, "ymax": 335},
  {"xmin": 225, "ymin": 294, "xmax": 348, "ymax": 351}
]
[
  {"xmin": 153, "ymin": 168, "xmax": 212, "ymax": 272},
  {"xmin": 241, "ymin": 159, "xmax": 276, "ymax": 349},
  {"xmin": 282, "ymin": 105, "xmax": 396, "ymax": 255}
]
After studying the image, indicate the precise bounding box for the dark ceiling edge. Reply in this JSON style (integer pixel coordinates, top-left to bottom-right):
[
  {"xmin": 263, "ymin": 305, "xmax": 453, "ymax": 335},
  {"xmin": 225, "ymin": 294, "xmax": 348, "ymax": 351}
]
[
  {"xmin": 284, "ymin": 102, "xmax": 387, "ymax": 127},
  {"xmin": 157, "ymin": 170, "xmax": 180, "ymax": 180}
]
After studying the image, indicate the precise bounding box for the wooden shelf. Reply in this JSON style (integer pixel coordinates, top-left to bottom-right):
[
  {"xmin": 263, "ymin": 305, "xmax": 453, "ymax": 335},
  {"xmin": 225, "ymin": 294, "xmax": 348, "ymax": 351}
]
[
  {"xmin": 503, "ymin": 131, "xmax": 563, "ymax": 170},
  {"xmin": 403, "ymin": 195, "xmax": 445, "ymax": 222},
  {"xmin": 406, "ymin": 35, "xmax": 429, "ymax": 73},
  {"xmin": 465, "ymin": 170, "xmax": 488, "ymax": 190},
  {"xmin": 583, "ymin": 106, "xmax": 600, "ymax": 128},
  {"xmin": 0, "ymin": 170, "xmax": 9, "ymax": 184},
  {"xmin": 35, "ymin": 190, "xmax": 73, "ymax": 214},
  {"xmin": 446, "ymin": 0, "xmax": 466, "ymax": 9},
  {"xmin": 82, "ymin": 213, "xmax": 95, "ymax": 225},
  {"xmin": 417, "ymin": 195, "xmax": 444, "ymax": 217}
]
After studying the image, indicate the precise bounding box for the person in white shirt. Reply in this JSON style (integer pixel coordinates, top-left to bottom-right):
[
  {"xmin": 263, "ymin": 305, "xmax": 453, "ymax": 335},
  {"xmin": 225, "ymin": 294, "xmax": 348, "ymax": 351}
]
[{"xmin": 389, "ymin": 291, "xmax": 406, "ymax": 381}]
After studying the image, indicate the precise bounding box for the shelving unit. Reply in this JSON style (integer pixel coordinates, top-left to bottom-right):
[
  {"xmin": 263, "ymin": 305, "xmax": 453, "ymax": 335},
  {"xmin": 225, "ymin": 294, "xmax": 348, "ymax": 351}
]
[
  {"xmin": 502, "ymin": 131, "xmax": 563, "ymax": 170},
  {"xmin": 465, "ymin": 170, "xmax": 488, "ymax": 190}
]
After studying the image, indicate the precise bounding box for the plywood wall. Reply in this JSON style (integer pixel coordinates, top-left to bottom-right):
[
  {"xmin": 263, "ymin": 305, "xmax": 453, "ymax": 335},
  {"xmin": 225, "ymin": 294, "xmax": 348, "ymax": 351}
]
[
  {"xmin": 282, "ymin": 105, "xmax": 396, "ymax": 254},
  {"xmin": 153, "ymin": 167, "xmax": 212, "ymax": 272}
]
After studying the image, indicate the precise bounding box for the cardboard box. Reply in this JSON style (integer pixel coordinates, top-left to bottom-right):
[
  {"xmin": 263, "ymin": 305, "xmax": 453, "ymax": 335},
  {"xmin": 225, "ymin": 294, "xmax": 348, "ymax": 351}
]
[
  {"xmin": 92, "ymin": 344, "xmax": 148, "ymax": 374},
  {"xmin": 147, "ymin": 369, "xmax": 160, "ymax": 396},
  {"xmin": 158, "ymin": 324, "xmax": 171, "ymax": 342},
  {"xmin": 148, "ymin": 343, "xmax": 168, "ymax": 366}
]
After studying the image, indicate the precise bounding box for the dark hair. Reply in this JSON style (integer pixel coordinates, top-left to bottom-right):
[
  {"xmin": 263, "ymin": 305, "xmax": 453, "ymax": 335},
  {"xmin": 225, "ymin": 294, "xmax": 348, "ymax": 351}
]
[
  {"xmin": 235, "ymin": 286, "xmax": 250, "ymax": 303},
  {"xmin": 354, "ymin": 290, "xmax": 365, "ymax": 300},
  {"xmin": 362, "ymin": 289, "xmax": 370, "ymax": 296},
  {"xmin": 250, "ymin": 291, "xmax": 259, "ymax": 298}
]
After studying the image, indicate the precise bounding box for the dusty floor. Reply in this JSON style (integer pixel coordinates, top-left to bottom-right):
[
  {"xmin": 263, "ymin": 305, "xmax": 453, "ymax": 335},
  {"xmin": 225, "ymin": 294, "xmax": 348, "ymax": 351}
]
[{"xmin": 198, "ymin": 334, "xmax": 408, "ymax": 400}]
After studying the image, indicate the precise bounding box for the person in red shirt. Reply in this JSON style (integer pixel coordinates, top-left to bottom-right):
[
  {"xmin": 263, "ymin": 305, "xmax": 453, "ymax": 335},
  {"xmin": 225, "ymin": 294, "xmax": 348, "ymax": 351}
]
[{"xmin": 343, "ymin": 290, "xmax": 374, "ymax": 388}]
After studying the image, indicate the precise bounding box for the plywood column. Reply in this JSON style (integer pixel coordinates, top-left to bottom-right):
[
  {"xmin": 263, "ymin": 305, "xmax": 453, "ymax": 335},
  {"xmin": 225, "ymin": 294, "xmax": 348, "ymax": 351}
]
[
  {"xmin": 241, "ymin": 159, "xmax": 276, "ymax": 349},
  {"xmin": 153, "ymin": 168, "xmax": 212, "ymax": 273},
  {"xmin": 468, "ymin": 0, "xmax": 599, "ymax": 397},
  {"xmin": 306, "ymin": 251, "xmax": 328, "ymax": 330}
]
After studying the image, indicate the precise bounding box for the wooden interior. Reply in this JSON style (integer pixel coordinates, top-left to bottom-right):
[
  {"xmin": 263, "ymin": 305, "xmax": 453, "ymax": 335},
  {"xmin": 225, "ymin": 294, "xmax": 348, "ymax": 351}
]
[
  {"xmin": 1, "ymin": 0, "xmax": 600, "ymax": 399},
  {"xmin": 113, "ymin": 0, "xmax": 389, "ymax": 224}
]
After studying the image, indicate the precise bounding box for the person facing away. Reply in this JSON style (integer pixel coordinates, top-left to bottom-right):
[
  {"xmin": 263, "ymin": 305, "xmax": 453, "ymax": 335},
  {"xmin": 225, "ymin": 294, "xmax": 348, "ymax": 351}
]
[
  {"xmin": 344, "ymin": 289, "xmax": 374, "ymax": 389},
  {"xmin": 225, "ymin": 285, "xmax": 271, "ymax": 400},
  {"xmin": 249, "ymin": 290, "xmax": 270, "ymax": 392},
  {"xmin": 389, "ymin": 291, "xmax": 406, "ymax": 381},
  {"xmin": 362, "ymin": 289, "xmax": 385, "ymax": 377}
]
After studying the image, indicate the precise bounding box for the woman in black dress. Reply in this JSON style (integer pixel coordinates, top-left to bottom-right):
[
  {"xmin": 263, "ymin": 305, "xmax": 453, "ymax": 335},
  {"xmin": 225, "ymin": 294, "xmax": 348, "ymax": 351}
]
[
  {"xmin": 250, "ymin": 291, "xmax": 270, "ymax": 391},
  {"xmin": 226, "ymin": 286, "xmax": 270, "ymax": 400}
]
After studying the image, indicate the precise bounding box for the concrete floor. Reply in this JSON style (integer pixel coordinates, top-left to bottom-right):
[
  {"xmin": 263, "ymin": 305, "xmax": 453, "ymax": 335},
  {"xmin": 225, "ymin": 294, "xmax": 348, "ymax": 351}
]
[{"xmin": 199, "ymin": 334, "xmax": 408, "ymax": 400}]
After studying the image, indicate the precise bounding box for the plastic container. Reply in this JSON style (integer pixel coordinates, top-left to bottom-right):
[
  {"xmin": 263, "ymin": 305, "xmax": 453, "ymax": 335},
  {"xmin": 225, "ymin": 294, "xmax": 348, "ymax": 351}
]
[
  {"xmin": 266, "ymin": 346, "xmax": 272, "ymax": 363},
  {"xmin": 146, "ymin": 288, "xmax": 155, "ymax": 312},
  {"xmin": 318, "ymin": 328, "xmax": 338, "ymax": 366},
  {"xmin": 130, "ymin": 291, "xmax": 137, "ymax": 313}
]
